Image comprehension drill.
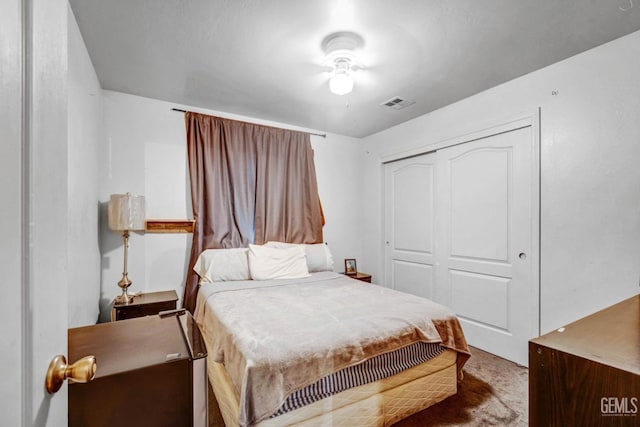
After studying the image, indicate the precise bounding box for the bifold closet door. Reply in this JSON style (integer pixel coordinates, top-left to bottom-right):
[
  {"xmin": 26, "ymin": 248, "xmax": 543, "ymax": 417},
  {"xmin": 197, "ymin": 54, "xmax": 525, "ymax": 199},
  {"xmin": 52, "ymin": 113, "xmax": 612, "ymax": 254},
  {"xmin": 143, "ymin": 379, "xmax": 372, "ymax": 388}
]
[
  {"xmin": 384, "ymin": 153, "xmax": 437, "ymax": 299},
  {"xmin": 435, "ymin": 126, "xmax": 536, "ymax": 366}
]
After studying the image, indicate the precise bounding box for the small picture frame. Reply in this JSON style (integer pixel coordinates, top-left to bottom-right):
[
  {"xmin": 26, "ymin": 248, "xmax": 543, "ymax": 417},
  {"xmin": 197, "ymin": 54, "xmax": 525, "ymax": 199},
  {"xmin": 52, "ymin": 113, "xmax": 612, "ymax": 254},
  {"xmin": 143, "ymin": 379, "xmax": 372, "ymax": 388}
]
[{"xmin": 344, "ymin": 259, "xmax": 357, "ymax": 275}]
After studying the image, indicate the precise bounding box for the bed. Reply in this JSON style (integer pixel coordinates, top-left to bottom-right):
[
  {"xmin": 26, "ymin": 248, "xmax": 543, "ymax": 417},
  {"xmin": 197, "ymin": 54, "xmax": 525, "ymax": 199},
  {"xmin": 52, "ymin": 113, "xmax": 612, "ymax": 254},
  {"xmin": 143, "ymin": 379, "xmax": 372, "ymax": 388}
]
[{"xmin": 192, "ymin": 244, "xmax": 470, "ymax": 427}]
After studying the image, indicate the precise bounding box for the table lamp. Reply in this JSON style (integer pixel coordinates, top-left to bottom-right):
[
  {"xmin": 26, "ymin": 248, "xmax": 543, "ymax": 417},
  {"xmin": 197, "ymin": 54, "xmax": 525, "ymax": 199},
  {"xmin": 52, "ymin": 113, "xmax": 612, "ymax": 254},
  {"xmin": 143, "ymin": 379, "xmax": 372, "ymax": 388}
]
[{"xmin": 108, "ymin": 193, "xmax": 146, "ymax": 304}]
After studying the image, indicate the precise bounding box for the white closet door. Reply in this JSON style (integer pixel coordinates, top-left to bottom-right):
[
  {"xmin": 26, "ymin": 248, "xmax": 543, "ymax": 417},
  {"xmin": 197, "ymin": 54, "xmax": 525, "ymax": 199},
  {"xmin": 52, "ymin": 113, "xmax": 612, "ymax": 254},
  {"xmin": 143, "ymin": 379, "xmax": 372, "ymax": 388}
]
[
  {"xmin": 384, "ymin": 153, "xmax": 437, "ymax": 299},
  {"xmin": 436, "ymin": 126, "xmax": 536, "ymax": 366}
]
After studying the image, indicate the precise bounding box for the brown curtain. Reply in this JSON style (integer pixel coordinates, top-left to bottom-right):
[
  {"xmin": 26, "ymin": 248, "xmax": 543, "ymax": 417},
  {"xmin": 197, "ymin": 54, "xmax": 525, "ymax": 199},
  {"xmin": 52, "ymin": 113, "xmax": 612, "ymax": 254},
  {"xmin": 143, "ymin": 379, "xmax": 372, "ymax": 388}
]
[{"xmin": 182, "ymin": 112, "xmax": 324, "ymax": 312}]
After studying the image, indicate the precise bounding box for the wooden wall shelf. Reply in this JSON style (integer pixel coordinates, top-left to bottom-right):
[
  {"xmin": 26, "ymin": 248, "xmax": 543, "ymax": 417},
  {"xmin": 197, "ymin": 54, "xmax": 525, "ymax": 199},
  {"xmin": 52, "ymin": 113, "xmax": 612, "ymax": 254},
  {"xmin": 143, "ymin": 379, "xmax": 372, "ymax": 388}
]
[{"xmin": 145, "ymin": 219, "xmax": 195, "ymax": 233}]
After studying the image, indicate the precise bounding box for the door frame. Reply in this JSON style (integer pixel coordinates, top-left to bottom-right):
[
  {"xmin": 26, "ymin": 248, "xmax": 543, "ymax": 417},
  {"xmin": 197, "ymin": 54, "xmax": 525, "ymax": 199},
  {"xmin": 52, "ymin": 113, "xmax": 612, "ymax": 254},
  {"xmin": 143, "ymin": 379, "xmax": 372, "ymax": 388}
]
[
  {"xmin": 380, "ymin": 109, "xmax": 541, "ymax": 340},
  {"xmin": 1, "ymin": 0, "xmax": 27, "ymax": 424},
  {"xmin": 1, "ymin": 1, "xmax": 70, "ymax": 425}
]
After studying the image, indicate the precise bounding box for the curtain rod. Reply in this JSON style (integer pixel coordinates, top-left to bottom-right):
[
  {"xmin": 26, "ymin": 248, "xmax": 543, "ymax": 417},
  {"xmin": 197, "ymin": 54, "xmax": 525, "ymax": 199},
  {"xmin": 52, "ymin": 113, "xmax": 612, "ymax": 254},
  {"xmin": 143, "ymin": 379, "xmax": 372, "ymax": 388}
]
[{"xmin": 171, "ymin": 108, "xmax": 327, "ymax": 138}]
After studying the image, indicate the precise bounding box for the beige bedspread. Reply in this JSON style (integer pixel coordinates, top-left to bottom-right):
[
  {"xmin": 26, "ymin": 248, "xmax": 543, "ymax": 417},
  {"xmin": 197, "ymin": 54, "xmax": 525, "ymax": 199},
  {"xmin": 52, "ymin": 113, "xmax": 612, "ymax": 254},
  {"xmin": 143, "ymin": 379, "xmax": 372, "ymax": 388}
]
[{"xmin": 194, "ymin": 271, "xmax": 470, "ymax": 427}]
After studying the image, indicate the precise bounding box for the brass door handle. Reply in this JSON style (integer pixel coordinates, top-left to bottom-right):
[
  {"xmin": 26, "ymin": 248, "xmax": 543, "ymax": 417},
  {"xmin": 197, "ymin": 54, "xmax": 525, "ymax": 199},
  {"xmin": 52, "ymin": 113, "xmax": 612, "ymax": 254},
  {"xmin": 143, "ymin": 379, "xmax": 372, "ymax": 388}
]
[{"xmin": 45, "ymin": 354, "xmax": 97, "ymax": 394}]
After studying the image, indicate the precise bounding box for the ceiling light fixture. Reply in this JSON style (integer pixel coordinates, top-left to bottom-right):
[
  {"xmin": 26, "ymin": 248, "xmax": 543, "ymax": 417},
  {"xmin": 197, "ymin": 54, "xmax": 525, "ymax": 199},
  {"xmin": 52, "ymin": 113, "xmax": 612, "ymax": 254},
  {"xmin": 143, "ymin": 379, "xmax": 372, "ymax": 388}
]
[
  {"xmin": 322, "ymin": 32, "xmax": 364, "ymax": 96},
  {"xmin": 329, "ymin": 59, "xmax": 354, "ymax": 95}
]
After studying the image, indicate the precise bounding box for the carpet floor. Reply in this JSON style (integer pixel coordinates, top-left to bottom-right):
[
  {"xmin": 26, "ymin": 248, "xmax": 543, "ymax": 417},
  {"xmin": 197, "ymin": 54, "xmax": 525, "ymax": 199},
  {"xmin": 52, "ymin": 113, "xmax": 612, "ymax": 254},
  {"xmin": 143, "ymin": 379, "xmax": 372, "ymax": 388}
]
[
  {"xmin": 395, "ymin": 346, "xmax": 528, "ymax": 426},
  {"xmin": 208, "ymin": 346, "xmax": 529, "ymax": 426}
]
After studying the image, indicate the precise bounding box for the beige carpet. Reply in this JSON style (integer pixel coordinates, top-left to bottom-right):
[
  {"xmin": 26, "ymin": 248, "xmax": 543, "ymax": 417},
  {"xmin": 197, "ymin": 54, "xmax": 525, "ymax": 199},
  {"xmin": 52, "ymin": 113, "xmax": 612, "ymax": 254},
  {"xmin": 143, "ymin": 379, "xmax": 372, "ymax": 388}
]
[{"xmin": 208, "ymin": 346, "xmax": 529, "ymax": 426}]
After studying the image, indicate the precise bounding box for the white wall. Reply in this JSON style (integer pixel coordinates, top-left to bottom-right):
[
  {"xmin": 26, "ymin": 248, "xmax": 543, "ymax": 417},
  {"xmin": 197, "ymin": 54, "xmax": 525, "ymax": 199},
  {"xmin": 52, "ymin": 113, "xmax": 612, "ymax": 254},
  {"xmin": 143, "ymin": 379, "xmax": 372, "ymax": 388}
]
[
  {"xmin": 362, "ymin": 30, "xmax": 640, "ymax": 334},
  {"xmin": 99, "ymin": 91, "xmax": 364, "ymax": 321},
  {"xmin": 67, "ymin": 6, "xmax": 102, "ymax": 327}
]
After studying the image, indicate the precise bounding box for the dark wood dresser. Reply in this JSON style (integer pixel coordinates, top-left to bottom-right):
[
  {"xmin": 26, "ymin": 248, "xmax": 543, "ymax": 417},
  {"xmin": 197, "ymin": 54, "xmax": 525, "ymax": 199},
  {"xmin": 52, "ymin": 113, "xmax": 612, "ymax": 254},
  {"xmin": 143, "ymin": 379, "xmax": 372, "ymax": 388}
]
[
  {"xmin": 69, "ymin": 311, "xmax": 207, "ymax": 427},
  {"xmin": 529, "ymin": 294, "xmax": 639, "ymax": 427}
]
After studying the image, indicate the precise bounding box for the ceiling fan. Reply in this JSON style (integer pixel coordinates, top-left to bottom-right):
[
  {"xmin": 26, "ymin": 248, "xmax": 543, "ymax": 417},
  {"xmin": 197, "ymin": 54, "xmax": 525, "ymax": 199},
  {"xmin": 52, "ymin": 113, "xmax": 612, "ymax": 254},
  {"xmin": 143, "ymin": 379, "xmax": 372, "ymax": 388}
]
[{"xmin": 321, "ymin": 31, "xmax": 365, "ymax": 95}]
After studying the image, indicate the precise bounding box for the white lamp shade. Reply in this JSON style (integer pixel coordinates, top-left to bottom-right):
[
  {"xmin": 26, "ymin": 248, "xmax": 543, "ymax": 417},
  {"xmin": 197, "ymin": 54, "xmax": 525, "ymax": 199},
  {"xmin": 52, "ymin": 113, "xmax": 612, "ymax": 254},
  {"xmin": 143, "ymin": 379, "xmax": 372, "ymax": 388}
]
[
  {"xmin": 108, "ymin": 193, "xmax": 146, "ymax": 231},
  {"xmin": 329, "ymin": 72, "xmax": 354, "ymax": 95}
]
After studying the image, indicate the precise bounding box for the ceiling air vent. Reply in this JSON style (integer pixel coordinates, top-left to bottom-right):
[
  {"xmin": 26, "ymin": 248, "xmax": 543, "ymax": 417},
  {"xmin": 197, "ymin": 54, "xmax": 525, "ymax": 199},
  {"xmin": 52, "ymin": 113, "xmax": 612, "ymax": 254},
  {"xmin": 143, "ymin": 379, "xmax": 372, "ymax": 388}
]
[{"xmin": 380, "ymin": 96, "xmax": 415, "ymax": 110}]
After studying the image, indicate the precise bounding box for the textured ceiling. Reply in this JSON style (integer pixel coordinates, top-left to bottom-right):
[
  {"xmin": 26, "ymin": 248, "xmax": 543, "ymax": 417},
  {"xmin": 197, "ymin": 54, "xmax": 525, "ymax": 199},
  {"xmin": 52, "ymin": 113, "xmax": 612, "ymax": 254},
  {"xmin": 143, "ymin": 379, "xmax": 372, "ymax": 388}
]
[{"xmin": 69, "ymin": 0, "xmax": 640, "ymax": 138}]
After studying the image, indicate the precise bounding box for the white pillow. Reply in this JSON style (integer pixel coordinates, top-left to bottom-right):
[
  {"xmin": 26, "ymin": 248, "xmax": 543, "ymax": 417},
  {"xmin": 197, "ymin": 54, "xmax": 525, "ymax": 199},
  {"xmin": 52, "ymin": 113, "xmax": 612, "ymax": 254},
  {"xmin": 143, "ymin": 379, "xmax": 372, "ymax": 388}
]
[
  {"xmin": 193, "ymin": 248, "xmax": 250, "ymax": 283},
  {"xmin": 265, "ymin": 241, "xmax": 334, "ymax": 272},
  {"xmin": 248, "ymin": 244, "xmax": 310, "ymax": 280},
  {"xmin": 304, "ymin": 243, "xmax": 334, "ymax": 272}
]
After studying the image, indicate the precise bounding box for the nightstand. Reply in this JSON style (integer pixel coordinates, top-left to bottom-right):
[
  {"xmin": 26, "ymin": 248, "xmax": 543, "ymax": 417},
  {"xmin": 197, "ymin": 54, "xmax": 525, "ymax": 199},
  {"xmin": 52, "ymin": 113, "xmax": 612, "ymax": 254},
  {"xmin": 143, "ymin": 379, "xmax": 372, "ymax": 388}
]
[
  {"xmin": 111, "ymin": 290, "xmax": 178, "ymax": 321},
  {"xmin": 345, "ymin": 272, "xmax": 372, "ymax": 283}
]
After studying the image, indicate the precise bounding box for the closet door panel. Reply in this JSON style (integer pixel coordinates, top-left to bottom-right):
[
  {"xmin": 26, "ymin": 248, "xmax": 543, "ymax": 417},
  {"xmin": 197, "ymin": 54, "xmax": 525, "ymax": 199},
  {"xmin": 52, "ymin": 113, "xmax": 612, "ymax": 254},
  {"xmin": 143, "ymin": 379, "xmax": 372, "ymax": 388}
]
[
  {"xmin": 449, "ymin": 149, "xmax": 510, "ymax": 262},
  {"xmin": 392, "ymin": 260, "xmax": 434, "ymax": 299},
  {"xmin": 436, "ymin": 125, "xmax": 536, "ymax": 366},
  {"xmin": 384, "ymin": 153, "xmax": 436, "ymax": 298},
  {"xmin": 449, "ymin": 270, "xmax": 510, "ymax": 331}
]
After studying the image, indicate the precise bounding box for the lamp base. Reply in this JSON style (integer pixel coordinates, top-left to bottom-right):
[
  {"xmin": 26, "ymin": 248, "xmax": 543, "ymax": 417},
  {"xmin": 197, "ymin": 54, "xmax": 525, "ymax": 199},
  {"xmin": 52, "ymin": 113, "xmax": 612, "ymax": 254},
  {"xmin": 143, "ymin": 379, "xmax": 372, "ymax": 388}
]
[
  {"xmin": 116, "ymin": 272, "xmax": 135, "ymax": 305},
  {"xmin": 114, "ymin": 292, "xmax": 135, "ymax": 305}
]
